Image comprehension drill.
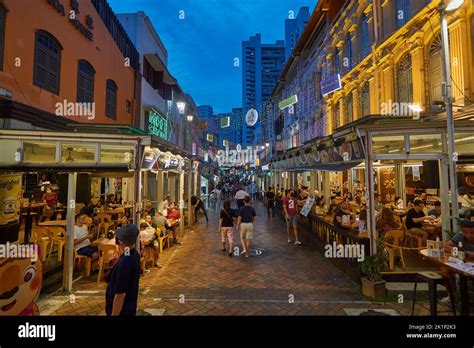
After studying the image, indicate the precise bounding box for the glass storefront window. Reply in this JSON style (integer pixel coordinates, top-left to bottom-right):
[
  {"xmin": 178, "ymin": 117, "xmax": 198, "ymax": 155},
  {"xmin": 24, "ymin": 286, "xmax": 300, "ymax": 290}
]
[
  {"xmin": 61, "ymin": 143, "xmax": 95, "ymax": 163},
  {"xmin": 100, "ymin": 145, "xmax": 135, "ymax": 164},
  {"xmin": 454, "ymin": 132, "xmax": 474, "ymax": 155},
  {"xmin": 0, "ymin": 139, "xmax": 22, "ymax": 163},
  {"xmin": 23, "ymin": 141, "xmax": 57, "ymax": 163},
  {"xmin": 409, "ymin": 133, "xmax": 442, "ymax": 153},
  {"xmin": 372, "ymin": 135, "xmax": 405, "ymax": 154}
]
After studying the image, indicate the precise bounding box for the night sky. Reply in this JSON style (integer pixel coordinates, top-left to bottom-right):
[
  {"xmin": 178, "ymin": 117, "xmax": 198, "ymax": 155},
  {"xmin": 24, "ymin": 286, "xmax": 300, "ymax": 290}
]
[{"xmin": 108, "ymin": 0, "xmax": 316, "ymax": 114}]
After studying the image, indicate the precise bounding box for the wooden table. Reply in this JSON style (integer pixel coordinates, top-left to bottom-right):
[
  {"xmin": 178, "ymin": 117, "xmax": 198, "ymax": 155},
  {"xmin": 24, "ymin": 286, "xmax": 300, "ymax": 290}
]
[
  {"xmin": 92, "ymin": 237, "xmax": 116, "ymax": 246},
  {"xmin": 38, "ymin": 220, "xmax": 68, "ymax": 227},
  {"xmin": 420, "ymin": 249, "xmax": 474, "ymax": 315}
]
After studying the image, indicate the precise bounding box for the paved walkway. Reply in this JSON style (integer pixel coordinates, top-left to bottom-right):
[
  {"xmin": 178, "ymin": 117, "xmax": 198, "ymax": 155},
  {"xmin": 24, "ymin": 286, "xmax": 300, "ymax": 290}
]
[{"xmin": 38, "ymin": 201, "xmax": 428, "ymax": 316}]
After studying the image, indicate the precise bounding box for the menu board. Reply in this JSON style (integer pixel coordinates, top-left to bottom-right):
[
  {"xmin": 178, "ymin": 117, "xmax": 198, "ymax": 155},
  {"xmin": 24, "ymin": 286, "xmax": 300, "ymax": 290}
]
[{"xmin": 300, "ymin": 195, "xmax": 315, "ymax": 217}]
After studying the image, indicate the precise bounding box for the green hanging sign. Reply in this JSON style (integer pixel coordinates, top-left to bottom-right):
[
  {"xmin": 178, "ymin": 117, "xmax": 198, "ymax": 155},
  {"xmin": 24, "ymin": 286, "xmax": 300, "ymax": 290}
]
[{"xmin": 148, "ymin": 109, "xmax": 168, "ymax": 140}]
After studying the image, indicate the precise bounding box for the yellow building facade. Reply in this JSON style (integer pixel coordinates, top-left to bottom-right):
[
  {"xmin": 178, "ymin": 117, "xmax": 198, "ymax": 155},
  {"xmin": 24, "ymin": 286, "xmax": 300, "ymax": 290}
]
[{"xmin": 323, "ymin": 0, "xmax": 474, "ymax": 136}]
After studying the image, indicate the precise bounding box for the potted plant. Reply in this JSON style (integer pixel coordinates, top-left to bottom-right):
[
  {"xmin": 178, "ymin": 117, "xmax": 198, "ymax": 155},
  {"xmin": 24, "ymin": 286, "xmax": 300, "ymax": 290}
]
[{"xmin": 360, "ymin": 238, "xmax": 386, "ymax": 298}]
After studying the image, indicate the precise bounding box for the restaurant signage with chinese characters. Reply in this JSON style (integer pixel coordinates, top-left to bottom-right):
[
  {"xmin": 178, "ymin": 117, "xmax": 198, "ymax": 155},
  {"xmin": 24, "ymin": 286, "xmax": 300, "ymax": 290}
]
[
  {"xmin": 47, "ymin": 0, "xmax": 94, "ymax": 41},
  {"xmin": 148, "ymin": 109, "xmax": 168, "ymax": 141}
]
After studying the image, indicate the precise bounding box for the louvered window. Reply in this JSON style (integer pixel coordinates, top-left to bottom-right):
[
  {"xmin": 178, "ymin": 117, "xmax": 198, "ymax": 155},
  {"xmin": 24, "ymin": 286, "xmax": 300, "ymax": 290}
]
[
  {"xmin": 33, "ymin": 31, "xmax": 62, "ymax": 95},
  {"xmin": 345, "ymin": 93, "xmax": 353, "ymax": 125},
  {"xmin": 429, "ymin": 35, "xmax": 443, "ymax": 109},
  {"xmin": 360, "ymin": 82, "xmax": 370, "ymax": 117},
  {"xmin": 397, "ymin": 53, "xmax": 413, "ymax": 103},
  {"xmin": 105, "ymin": 79, "xmax": 117, "ymax": 119},
  {"xmin": 77, "ymin": 60, "xmax": 95, "ymax": 104}
]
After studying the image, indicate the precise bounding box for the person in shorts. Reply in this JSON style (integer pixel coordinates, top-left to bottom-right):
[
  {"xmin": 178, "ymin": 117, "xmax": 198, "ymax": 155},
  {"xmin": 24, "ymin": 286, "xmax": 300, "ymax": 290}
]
[
  {"xmin": 284, "ymin": 191, "xmax": 301, "ymax": 245},
  {"xmin": 237, "ymin": 196, "xmax": 256, "ymax": 257},
  {"xmin": 219, "ymin": 200, "xmax": 236, "ymax": 256},
  {"xmin": 74, "ymin": 214, "xmax": 99, "ymax": 260}
]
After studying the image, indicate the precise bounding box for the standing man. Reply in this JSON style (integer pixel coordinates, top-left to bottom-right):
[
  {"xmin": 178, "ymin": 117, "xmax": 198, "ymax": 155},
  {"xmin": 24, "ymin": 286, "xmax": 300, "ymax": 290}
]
[
  {"xmin": 42, "ymin": 185, "xmax": 58, "ymax": 221},
  {"xmin": 265, "ymin": 186, "xmax": 276, "ymax": 218},
  {"xmin": 283, "ymin": 191, "xmax": 302, "ymax": 245},
  {"xmin": 235, "ymin": 188, "xmax": 249, "ymax": 210},
  {"xmin": 237, "ymin": 196, "xmax": 256, "ymax": 257},
  {"xmin": 191, "ymin": 195, "xmax": 209, "ymax": 223},
  {"xmin": 105, "ymin": 224, "xmax": 140, "ymax": 316}
]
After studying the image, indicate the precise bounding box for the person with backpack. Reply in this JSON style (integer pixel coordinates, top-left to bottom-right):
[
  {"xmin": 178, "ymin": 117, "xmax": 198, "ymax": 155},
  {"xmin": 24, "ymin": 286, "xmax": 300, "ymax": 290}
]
[{"xmin": 219, "ymin": 200, "xmax": 237, "ymax": 256}]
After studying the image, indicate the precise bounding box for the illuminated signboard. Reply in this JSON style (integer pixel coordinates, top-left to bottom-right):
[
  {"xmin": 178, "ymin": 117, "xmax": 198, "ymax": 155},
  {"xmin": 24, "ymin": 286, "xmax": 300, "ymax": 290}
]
[
  {"xmin": 148, "ymin": 109, "xmax": 168, "ymax": 140},
  {"xmin": 245, "ymin": 108, "xmax": 258, "ymax": 127},
  {"xmin": 278, "ymin": 95, "xmax": 298, "ymax": 110},
  {"xmin": 320, "ymin": 74, "xmax": 342, "ymax": 96},
  {"xmin": 141, "ymin": 148, "xmax": 161, "ymax": 170},
  {"xmin": 220, "ymin": 116, "xmax": 230, "ymax": 128}
]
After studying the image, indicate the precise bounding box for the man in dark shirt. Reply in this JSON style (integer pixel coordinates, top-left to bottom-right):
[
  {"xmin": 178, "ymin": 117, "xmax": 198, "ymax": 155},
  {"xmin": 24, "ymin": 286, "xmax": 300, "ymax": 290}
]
[
  {"xmin": 106, "ymin": 224, "xmax": 140, "ymax": 316},
  {"xmin": 405, "ymin": 198, "xmax": 433, "ymax": 246},
  {"xmin": 79, "ymin": 200, "xmax": 95, "ymax": 217},
  {"xmin": 191, "ymin": 195, "xmax": 208, "ymax": 223},
  {"xmin": 265, "ymin": 187, "xmax": 276, "ymax": 218},
  {"xmin": 237, "ymin": 196, "xmax": 256, "ymax": 257}
]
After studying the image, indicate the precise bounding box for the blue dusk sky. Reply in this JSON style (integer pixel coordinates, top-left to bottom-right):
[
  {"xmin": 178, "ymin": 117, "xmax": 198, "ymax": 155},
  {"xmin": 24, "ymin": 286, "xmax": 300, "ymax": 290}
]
[{"xmin": 108, "ymin": 0, "xmax": 317, "ymax": 114}]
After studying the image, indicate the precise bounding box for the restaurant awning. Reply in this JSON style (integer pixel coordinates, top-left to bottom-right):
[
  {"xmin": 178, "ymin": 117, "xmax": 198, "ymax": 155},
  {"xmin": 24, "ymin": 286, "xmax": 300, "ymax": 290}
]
[
  {"xmin": 0, "ymin": 129, "xmax": 140, "ymax": 172},
  {"xmin": 272, "ymin": 133, "xmax": 365, "ymax": 172}
]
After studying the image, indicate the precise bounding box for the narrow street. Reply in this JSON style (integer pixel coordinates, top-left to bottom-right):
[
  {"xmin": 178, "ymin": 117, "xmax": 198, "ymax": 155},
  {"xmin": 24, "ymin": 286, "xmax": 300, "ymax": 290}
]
[{"xmin": 39, "ymin": 202, "xmax": 416, "ymax": 316}]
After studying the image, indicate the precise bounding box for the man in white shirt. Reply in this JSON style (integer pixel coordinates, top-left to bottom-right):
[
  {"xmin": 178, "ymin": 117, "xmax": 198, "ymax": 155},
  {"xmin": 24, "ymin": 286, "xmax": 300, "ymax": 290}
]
[
  {"xmin": 74, "ymin": 214, "xmax": 98, "ymax": 260},
  {"xmin": 235, "ymin": 189, "xmax": 249, "ymax": 210}
]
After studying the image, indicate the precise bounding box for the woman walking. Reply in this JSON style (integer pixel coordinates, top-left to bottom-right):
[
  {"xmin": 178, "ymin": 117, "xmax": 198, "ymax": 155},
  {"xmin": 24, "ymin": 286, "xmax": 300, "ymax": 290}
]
[{"xmin": 219, "ymin": 200, "xmax": 236, "ymax": 256}]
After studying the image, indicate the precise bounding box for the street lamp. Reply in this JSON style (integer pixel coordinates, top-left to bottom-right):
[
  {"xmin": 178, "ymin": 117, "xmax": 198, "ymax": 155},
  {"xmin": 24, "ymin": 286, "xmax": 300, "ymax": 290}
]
[
  {"xmin": 186, "ymin": 115, "xmax": 194, "ymax": 122},
  {"xmin": 265, "ymin": 143, "xmax": 270, "ymax": 147},
  {"xmin": 439, "ymin": 0, "xmax": 464, "ymax": 227}
]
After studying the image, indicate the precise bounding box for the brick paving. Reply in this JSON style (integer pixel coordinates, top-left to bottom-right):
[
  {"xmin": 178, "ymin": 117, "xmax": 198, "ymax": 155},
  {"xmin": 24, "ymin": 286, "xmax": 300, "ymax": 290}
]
[{"xmin": 38, "ymin": 201, "xmax": 433, "ymax": 316}]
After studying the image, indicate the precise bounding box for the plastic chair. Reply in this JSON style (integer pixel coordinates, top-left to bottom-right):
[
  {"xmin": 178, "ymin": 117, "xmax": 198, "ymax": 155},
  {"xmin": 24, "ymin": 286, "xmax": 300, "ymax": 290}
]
[
  {"xmin": 96, "ymin": 213, "xmax": 113, "ymax": 239},
  {"xmin": 157, "ymin": 226, "xmax": 170, "ymax": 253},
  {"xmin": 383, "ymin": 229, "xmax": 405, "ymax": 271},
  {"xmin": 401, "ymin": 217, "xmax": 424, "ymax": 248},
  {"xmin": 32, "ymin": 227, "xmax": 52, "ymax": 262},
  {"xmin": 49, "ymin": 226, "xmax": 66, "ymax": 263},
  {"xmin": 113, "ymin": 207, "xmax": 125, "ymax": 220},
  {"xmin": 97, "ymin": 244, "xmax": 119, "ymax": 283},
  {"xmin": 74, "ymin": 248, "xmax": 92, "ymax": 276}
]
